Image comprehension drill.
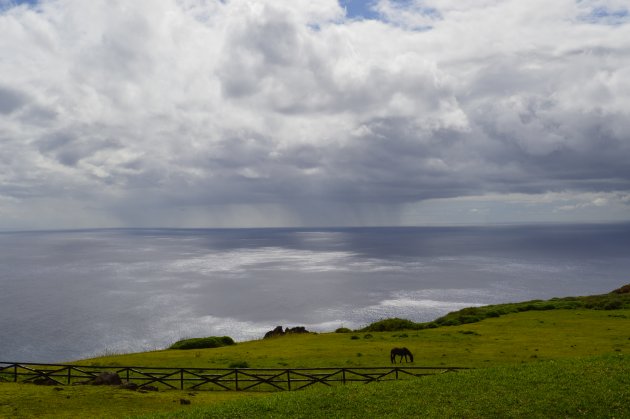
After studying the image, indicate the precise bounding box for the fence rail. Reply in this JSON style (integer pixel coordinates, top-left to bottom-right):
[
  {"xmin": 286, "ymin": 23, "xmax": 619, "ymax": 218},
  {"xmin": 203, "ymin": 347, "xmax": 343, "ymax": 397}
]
[{"xmin": 0, "ymin": 362, "xmax": 468, "ymax": 391}]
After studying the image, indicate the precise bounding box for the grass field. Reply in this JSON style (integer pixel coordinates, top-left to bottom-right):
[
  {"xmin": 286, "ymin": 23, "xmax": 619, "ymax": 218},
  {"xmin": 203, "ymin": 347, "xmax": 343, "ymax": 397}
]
[
  {"xmin": 81, "ymin": 309, "xmax": 630, "ymax": 369},
  {"xmin": 1, "ymin": 303, "xmax": 629, "ymax": 417},
  {"xmin": 141, "ymin": 354, "xmax": 630, "ymax": 419}
]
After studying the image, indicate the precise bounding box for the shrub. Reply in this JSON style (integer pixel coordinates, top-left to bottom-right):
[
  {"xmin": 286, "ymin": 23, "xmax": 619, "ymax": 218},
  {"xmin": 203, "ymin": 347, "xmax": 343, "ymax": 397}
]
[
  {"xmin": 612, "ymin": 284, "xmax": 630, "ymax": 294},
  {"xmin": 604, "ymin": 300, "xmax": 623, "ymax": 310},
  {"xmin": 169, "ymin": 336, "xmax": 235, "ymax": 350},
  {"xmin": 228, "ymin": 361, "xmax": 249, "ymax": 368},
  {"xmin": 359, "ymin": 318, "xmax": 419, "ymax": 332},
  {"xmin": 459, "ymin": 315, "xmax": 483, "ymax": 323},
  {"xmin": 335, "ymin": 327, "xmax": 352, "ymax": 333}
]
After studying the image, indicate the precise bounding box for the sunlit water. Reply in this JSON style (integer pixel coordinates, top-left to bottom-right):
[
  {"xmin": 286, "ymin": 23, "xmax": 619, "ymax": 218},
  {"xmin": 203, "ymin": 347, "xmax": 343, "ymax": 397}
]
[{"xmin": 1, "ymin": 224, "xmax": 629, "ymax": 362}]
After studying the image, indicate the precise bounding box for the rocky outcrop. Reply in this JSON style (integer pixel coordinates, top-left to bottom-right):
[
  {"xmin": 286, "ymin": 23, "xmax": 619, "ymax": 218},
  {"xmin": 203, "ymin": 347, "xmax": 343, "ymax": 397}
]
[
  {"xmin": 263, "ymin": 326, "xmax": 310, "ymax": 339},
  {"xmin": 264, "ymin": 326, "xmax": 285, "ymax": 339}
]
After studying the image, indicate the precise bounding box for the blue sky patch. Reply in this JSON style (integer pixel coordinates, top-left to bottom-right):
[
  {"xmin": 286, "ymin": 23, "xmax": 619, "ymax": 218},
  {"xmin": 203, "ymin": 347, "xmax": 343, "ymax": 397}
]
[
  {"xmin": 1, "ymin": 0, "xmax": 37, "ymax": 12},
  {"xmin": 9, "ymin": 0, "xmax": 37, "ymax": 5},
  {"xmin": 339, "ymin": 0, "xmax": 380, "ymax": 20},
  {"xmin": 581, "ymin": 6, "xmax": 629, "ymax": 25}
]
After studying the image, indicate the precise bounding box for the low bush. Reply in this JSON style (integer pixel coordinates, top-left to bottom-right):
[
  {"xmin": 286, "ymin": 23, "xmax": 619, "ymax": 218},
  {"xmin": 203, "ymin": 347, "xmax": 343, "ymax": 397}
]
[
  {"xmin": 605, "ymin": 300, "xmax": 623, "ymax": 310},
  {"xmin": 335, "ymin": 327, "xmax": 352, "ymax": 333},
  {"xmin": 169, "ymin": 336, "xmax": 235, "ymax": 350},
  {"xmin": 359, "ymin": 318, "xmax": 419, "ymax": 332},
  {"xmin": 228, "ymin": 361, "xmax": 249, "ymax": 368}
]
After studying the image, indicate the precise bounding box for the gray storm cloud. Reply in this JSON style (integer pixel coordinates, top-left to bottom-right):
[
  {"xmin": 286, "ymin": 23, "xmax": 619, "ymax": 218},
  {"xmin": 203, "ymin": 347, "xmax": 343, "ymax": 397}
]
[{"xmin": 0, "ymin": 0, "xmax": 629, "ymax": 228}]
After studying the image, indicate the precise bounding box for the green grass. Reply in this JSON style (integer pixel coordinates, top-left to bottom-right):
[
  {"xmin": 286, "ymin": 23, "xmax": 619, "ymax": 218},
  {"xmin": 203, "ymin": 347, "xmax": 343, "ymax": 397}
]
[
  {"xmin": 139, "ymin": 354, "xmax": 630, "ymax": 418},
  {"xmin": 0, "ymin": 382, "xmax": 262, "ymax": 419},
  {"xmin": 1, "ymin": 289, "xmax": 629, "ymax": 418},
  {"xmin": 361, "ymin": 288, "xmax": 630, "ymax": 331},
  {"xmin": 79, "ymin": 309, "xmax": 630, "ymax": 369}
]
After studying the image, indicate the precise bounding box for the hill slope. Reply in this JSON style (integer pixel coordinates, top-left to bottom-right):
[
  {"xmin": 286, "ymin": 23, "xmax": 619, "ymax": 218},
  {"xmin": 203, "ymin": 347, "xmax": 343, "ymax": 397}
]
[{"xmin": 141, "ymin": 355, "xmax": 630, "ymax": 418}]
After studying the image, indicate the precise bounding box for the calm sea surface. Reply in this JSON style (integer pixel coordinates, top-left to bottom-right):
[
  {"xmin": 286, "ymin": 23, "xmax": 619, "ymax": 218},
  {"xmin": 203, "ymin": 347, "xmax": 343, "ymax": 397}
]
[{"xmin": 1, "ymin": 224, "xmax": 629, "ymax": 363}]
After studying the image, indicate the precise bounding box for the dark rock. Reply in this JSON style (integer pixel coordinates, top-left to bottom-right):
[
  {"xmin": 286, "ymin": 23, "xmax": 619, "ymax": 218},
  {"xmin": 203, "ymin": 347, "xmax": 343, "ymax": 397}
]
[
  {"xmin": 32, "ymin": 377, "xmax": 57, "ymax": 386},
  {"xmin": 264, "ymin": 325, "xmax": 285, "ymax": 339},
  {"xmin": 286, "ymin": 326, "xmax": 309, "ymax": 334},
  {"xmin": 120, "ymin": 382, "xmax": 139, "ymax": 390},
  {"xmin": 263, "ymin": 325, "xmax": 310, "ymax": 339},
  {"xmin": 180, "ymin": 399, "xmax": 191, "ymax": 405},
  {"xmin": 140, "ymin": 385, "xmax": 159, "ymax": 392},
  {"xmin": 91, "ymin": 372, "xmax": 122, "ymax": 386}
]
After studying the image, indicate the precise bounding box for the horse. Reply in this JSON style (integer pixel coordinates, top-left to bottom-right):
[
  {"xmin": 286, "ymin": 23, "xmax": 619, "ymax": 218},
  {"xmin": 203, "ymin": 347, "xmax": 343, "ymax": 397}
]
[{"xmin": 390, "ymin": 347, "xmax": 414, "ymax": 363}]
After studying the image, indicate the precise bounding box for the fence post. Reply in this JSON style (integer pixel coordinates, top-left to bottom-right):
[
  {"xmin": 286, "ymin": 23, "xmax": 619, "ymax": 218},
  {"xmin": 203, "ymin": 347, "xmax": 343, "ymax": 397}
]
[
  {"xmin": 13, "ymin": 365, "xmax": 17, "ymax": 383},
  {"xmin": 180, "ymin": 369, "xmax": 184, "ymax": 390},
  {"xmin": 287, "ymin": 370, "xmax": 291, "ymax": 391},
  {"xmin": 342, "ymin": 369, "xmax": 346, "ymax": 385},
  {"xmin": 234, "ymin": 369, "xmax": 239, "ymax": 391},
  {"xmin": 395, "ymin": 367, "xmax": 399, "ymax": 380},
  {"xmin": 67, "ymin": 367, "xmax": 72, "ymax": 385}
]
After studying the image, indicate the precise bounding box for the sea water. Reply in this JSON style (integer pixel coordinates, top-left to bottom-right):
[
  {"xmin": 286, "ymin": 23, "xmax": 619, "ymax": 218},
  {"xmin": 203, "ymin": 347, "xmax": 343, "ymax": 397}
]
[{"xmin": 1, "ymin": 224, "xmax": 629, "ymax": 362}]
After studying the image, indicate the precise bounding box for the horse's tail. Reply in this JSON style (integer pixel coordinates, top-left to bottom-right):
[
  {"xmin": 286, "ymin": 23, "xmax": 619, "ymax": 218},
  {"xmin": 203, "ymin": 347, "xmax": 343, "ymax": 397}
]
[{"xmin": 407, "ymin": 349, "xmax": 414, "ymax": 362}]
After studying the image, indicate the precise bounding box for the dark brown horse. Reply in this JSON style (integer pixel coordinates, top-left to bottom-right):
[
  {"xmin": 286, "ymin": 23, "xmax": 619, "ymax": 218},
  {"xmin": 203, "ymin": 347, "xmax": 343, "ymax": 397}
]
[{"xmin": 390, "ymin": 347, "xmax": 414, "ymax": 363}]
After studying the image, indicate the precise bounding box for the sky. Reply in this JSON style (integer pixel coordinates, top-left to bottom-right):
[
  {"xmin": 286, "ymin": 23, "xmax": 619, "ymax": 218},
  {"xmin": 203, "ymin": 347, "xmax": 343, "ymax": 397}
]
[{"xmin": 0, "ymin": 0, "xmax": 629, "ymax": 229}]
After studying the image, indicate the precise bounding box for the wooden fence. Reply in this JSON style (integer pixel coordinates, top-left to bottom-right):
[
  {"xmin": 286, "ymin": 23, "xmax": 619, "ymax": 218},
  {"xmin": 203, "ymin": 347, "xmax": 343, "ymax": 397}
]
[{"xmin": 0, "ymin": 362, "xmax": 468, "ymax": 391}]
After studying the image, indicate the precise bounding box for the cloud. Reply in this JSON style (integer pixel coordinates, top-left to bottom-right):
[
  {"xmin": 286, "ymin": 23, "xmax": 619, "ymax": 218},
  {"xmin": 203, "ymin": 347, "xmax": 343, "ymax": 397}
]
[{"xmin": 0, "ymin": 0, "xmax": 629, "ymax": 228}]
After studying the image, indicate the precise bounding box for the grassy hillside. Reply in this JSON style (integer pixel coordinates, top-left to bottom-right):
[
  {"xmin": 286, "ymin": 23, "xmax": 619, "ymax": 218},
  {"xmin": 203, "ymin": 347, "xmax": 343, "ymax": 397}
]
[
  {"xmin": 1, "ymin": 288, "xmax": 629, "ymax": 418},
  {"xmin": 140, "ymin": 354, "xmax": 630, "ymax": 419},
  {"xmin": 82, "ymin": 309, "xmax": 629, "ymax": 369},
  {"xmin": 361, "ymin": 285, "xmax": 630, "ymax": 331}
]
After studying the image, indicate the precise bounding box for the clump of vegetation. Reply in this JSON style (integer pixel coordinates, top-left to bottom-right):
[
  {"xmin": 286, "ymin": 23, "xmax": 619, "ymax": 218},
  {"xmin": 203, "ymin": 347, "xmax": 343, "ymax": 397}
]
[
  {"xmin": 359, "ymin": 286, "xmax": 630, "ymax": 331},
  {"xmin": 169, "ymin": 336, "xmax": 235, "ymax": 350},
  {"xmin": 612, "ymin": 284, "xmax": 630, "ymax": 294},
  {"xmin": 228, "ymin": 361, "xmax": 249, "ymax": 368},
  {"xmin": 434, "ymin": 288, "xmax": 630, "ymax": 327},
  {"xmin": 359, "ymin": 318, "xmax": 420, "ymax": 332},
  {"xmin": 335, "ymin": 327, "xmax": 352, "ymax": 333}
]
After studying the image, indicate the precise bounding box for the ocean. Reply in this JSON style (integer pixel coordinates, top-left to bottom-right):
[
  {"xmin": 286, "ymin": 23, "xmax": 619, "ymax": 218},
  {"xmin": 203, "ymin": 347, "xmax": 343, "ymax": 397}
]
[{"xmin": 1, "ymin": 224, "xmax": 629, "ymax": 363}]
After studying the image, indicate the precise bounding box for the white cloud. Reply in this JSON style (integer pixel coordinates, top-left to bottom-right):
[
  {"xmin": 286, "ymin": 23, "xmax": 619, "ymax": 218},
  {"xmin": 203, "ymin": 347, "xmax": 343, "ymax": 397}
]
[{"xmin": 0, "ymin": 0, "xmax": 629, "ymax": 228}]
